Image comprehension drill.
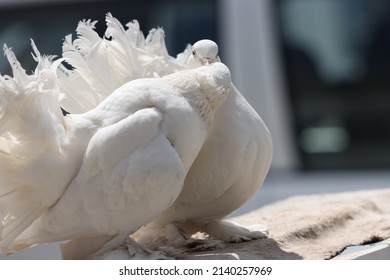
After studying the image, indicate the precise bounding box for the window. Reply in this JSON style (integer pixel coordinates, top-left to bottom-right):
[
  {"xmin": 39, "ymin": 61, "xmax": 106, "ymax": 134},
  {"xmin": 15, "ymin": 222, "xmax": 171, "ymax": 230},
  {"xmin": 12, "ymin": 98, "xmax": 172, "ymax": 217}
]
[{"xmin": 275, "ymin": 0, "xmax": 390, "ymax": 169}]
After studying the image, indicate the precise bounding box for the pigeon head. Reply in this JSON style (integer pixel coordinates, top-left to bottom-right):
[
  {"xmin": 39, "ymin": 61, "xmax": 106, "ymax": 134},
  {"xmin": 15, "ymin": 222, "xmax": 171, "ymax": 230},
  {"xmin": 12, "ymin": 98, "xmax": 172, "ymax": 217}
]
[{"xmin": 188, "ymin": 39, "xmax": 221, "ymax": 68}]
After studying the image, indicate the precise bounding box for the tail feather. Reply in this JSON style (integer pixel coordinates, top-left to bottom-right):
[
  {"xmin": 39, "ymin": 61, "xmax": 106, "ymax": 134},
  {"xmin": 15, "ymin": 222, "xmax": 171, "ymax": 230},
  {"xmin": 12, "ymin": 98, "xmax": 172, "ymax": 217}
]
[
  {"xmin": 0, "ymin": 205, "xmax": 42, "ymax": 253},
  {"xmin": 73, "ymin": 19, "xmax": 101, "ymax": 52},
  {"xmin": 2, "ymin": 45, "xmax": 29, "ymax": 86},
  {"xmin": 105, "ymin": 13, "xmax": 139, "ymax": 80},
  {"xmin": 59, "ymin": 13, "xmax": 187, "ymax": 113},
  {"xmin": 57, "ymin": 64, "xmax": 101, "ymax": 113},
  {"xmin": 0, "ymin": 43, "xmax": 65, "ymax": 160},
  {"xmin": 124, "ymin": 19, "xmax": 146, "ymax": 48},
  {"xmin": 145, "ymin": 28, "xmax": 169, "ymax": 57},
  {"xmin": 62, "ymin": 34, "xmax": 113, "ymax": 101},
  {"xmin": 0, "ymin": 41, "xmax": 69, "ymax": 253}
]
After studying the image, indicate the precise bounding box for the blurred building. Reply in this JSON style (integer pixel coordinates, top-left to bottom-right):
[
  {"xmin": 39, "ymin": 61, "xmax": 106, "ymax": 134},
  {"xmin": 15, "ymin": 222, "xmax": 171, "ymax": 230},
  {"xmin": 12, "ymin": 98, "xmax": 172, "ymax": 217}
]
[{"xmin": 276, "ymin": 0, "xmax": 390, "ymax": 170}]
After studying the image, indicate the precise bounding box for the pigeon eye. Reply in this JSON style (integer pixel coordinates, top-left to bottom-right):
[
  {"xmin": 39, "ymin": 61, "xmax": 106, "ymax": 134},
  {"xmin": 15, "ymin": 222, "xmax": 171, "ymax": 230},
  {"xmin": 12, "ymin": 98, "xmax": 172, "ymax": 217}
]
[{"xmin": 192, "ymin": 50, "xmax": 196, "ymax": 56}]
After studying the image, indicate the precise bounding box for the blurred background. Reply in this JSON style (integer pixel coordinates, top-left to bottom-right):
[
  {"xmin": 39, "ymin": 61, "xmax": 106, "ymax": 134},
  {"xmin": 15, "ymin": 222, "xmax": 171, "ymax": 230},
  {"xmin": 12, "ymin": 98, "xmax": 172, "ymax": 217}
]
[{"xmin": 0, "ymin": 0, "xmax": 390, "ymax": 258}]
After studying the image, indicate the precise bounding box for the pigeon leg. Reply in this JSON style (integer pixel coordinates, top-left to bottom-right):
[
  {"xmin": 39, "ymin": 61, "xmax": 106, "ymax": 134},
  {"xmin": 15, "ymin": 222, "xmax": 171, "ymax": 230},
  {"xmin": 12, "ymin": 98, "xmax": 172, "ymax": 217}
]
[{"xmin": 204, "ymin": 220, "xmax": 268, "ymax": 243}]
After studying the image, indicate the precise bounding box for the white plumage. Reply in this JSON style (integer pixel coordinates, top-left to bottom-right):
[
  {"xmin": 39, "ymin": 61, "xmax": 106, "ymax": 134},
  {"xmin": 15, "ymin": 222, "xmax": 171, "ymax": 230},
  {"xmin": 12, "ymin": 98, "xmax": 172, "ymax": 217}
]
[
  {"xmin": 54, "ymin": 14, "xmax": 273, "ymax": 250},
  {"xmin": 0, "ymin": 38, "xmax": 231, "ymax": 259},
  {"xmin": 58, "ymin": 14, "xmax": 186, "ymax": 114},
  {"xmin": 135, "ymin": 40, "xmax": 273, "ymax": 248},
  {"xmin": 1, "ymin": 13, "xmax": 272, "ymax": 258}
]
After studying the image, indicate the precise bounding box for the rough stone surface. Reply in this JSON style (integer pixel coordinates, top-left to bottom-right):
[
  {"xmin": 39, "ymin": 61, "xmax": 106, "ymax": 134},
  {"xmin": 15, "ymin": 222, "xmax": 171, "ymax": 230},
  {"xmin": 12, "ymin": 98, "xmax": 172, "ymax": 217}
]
[{"xmin": 179, "ymin": 189, "xmax": 390, "ymax": 259}]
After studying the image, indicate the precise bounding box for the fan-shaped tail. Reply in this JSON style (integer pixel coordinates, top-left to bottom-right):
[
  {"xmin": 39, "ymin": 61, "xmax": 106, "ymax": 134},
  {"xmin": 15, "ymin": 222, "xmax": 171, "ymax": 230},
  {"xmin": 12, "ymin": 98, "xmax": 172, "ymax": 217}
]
[
  {"xmin": 0, "ymin": 41, "xmax": 67, "ymax": 253},
  {"xmin": 58, "ymin": 13, "xmax": 187, "ymax": 113}
]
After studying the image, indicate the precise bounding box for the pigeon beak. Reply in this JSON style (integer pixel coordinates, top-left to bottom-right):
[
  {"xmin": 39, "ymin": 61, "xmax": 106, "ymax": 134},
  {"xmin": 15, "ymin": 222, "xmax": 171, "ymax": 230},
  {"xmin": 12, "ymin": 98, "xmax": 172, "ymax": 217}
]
[{"xmin": 201, "ymin": 57, "xmax": 213, "ymax": 65}]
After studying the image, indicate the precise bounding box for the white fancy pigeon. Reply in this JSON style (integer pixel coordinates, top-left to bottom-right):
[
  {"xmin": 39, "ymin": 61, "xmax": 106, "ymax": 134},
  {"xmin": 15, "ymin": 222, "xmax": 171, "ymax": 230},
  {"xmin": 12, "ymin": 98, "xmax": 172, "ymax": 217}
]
[
  {"xmin": 56, "ymin": 14, "xmax": 273, "ymax": 250},
  {"xmin": 0, "ymin": 41, "xmax": 231, "ymax": 259},
  {"xmin": 135, "ymin": 40, "xmax": 273, "ymax": 248}
]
